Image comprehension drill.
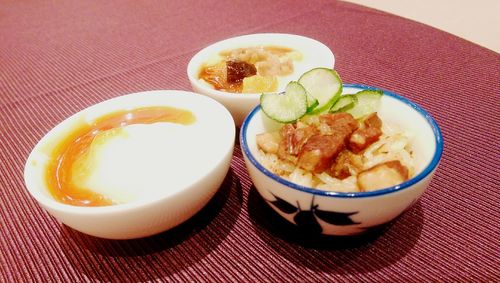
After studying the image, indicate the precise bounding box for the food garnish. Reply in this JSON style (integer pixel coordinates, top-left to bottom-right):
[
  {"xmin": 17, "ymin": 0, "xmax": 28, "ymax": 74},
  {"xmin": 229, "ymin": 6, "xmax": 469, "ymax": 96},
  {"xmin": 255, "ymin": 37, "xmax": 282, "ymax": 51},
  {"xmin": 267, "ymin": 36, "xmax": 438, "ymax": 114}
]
[
  {"xmin": 330, "ymin": 94, "xmax": 357, "ymax": 113},
  {"xmin": 341, "ymin": 90, "xmax": 382, "ymax": 119},
  {"xmin": 260, "ymin": 81, "xmax": 308, "ymax": 123},
  {"xmin": 298, "ymin": 68, "xmax": 342, "ymax": 114},
  {"xmin": 260, "ymin": 68, "xmax": 382, "ymax": 123}
]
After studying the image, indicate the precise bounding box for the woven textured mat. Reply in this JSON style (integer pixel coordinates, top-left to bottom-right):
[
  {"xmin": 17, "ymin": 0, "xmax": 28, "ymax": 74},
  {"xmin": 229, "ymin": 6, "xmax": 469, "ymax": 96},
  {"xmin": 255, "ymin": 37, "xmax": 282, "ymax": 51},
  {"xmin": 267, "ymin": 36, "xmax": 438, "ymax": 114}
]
[{"xmin": 1, "ymin": 1, "xmax": 499, "ymax": 281}]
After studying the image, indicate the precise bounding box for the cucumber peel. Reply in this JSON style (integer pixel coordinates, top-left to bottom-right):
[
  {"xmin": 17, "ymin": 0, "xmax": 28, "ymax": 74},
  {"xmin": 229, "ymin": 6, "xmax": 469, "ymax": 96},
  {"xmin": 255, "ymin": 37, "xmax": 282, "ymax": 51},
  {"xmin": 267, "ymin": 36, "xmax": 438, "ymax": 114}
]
[
  {"xmin": 306, "ymin": 91, "xmax": 319, "ymax": 113},
  {"xmin": 298, "ymin": 68, "xmax": 342, "ymax": 114},
  {"xmin": 260, "ymin": 81, "xmax": 308, "ymax": 123},
  {"xmin": 330, "ymin": 94, "xmax": 357, "ymax": 113}
]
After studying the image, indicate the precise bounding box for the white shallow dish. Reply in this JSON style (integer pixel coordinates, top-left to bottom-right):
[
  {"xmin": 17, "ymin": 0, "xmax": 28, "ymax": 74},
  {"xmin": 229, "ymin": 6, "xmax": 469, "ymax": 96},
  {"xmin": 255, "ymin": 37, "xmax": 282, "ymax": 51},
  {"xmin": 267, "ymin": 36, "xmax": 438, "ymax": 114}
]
[
  {"xmin": 24, "ymin": 90, "xmax": 235, "ymax": 239},
  {"xmin": 241, "ymin": 84, "xmax": 443, "ymax": 236},
  {"xmin": 187, "ymin": 33, "xmax": 335, "ymax": 126}
]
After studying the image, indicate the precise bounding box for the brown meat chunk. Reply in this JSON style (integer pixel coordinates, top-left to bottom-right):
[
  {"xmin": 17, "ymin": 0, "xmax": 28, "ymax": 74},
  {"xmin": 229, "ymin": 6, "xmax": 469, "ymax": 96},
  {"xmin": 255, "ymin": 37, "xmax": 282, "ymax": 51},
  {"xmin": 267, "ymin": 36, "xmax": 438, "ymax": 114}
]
[
  {"xmin": 357, "ymin": 160, "xmax": 409, "ymax": 191},
  {"xmin": 364, "ymin": 112, "xmax": 382, "ymax": 128},
  {"xmin": 297, "ymin": 134, "xmax": 346, "ymax": 173},
  {"xmin": 277, "ymin": 124, "xmax": 317, "ymax": 162},
  {"xmin": 319, "ymin": 113, "xmax": 359, "ymax": 137},
  {"xmin": 226, "ymin": 60, "xmax": 257, "ymax": 83},
  {"xmin": 293, "ymin": 113, "xmax": 359, "ymax": 173},
  {"xmin": 330, "ymin": 150, "xmax": 363, "ymax": 179},
  {"xmin": 291, "ymin": 125, "xmax": 318, "ymax": 153},
  {"xmin": 275, "ymin": 113, "xmax": 360, "ymax": 172},
  {"xmin": 277, "ymin": 124, "xmax": 295, "ymax": 161},
  {"xmin": 348, "ymin": 113, "xmax": 383, "ymax": 153}
]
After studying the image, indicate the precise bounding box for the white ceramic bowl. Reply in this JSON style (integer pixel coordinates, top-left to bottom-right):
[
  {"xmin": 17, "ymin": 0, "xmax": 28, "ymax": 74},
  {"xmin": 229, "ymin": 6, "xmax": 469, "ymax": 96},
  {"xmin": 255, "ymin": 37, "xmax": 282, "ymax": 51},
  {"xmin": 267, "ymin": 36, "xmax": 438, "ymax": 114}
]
[
  {"xmin": 187, "ymin": 33, "xmax": 335, "ymax": 126},
  {"xmin": 240, "ymin": 84, "xmax": 443, "ymax": 236},
  {"xmin": 24, "ymin": 90, "xmax": 235, "ymax": 239}
]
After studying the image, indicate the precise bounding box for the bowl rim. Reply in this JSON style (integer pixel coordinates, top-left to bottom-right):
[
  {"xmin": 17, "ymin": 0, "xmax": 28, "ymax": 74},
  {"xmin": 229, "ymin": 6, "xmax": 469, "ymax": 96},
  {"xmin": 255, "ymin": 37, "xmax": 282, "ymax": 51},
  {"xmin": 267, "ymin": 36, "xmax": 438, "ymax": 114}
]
[
  {"xmin": 240, "ymin": 83, "xmax": 443, "ymax": 198},
  {"xmin": 24, "ymin": 90, "xmax": 235, "ymax": 214},
  {"xmin": 186, "ymin": 33, "xmax": 335, "ymax": 98}
]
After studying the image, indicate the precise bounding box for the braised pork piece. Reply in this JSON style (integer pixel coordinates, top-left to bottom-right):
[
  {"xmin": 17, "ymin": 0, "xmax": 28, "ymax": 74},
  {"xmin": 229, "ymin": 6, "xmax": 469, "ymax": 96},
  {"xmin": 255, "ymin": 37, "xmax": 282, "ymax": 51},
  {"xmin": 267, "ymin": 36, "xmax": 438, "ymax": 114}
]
[{"xmin": 256, "ymin": 112, "xmax": 411, "ymax": 192}]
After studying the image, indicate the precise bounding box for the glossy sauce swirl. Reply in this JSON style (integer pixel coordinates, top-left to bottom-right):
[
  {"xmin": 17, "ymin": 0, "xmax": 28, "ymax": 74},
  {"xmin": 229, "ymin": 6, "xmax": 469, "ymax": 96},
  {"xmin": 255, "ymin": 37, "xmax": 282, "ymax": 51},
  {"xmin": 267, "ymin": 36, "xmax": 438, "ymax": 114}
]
[{"xmin": 46, "ymin": 106, "xmax": 196, "ymax": 206}]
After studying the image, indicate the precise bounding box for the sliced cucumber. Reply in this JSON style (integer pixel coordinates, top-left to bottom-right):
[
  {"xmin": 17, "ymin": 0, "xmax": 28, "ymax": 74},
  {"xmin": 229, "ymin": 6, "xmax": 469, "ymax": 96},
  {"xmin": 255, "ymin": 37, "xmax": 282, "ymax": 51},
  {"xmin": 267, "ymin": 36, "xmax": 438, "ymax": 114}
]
[
  {"xmin": 345, "ymin": 90, "xmax": 383, "ymax": 119},
  {"xmin": 260, "ymin": 81, "xmax": 307, "ymax": 123},
  {"xmin": 306, "ymin": 91, "xmax": 319, "ymax": 113},
  {"xmin": 298, "ymin": 68, "xmax": 342, "ymax": 114},
  {"xmin": 330, "ymin": 94, "xmax": 358, "ymax": 113}
]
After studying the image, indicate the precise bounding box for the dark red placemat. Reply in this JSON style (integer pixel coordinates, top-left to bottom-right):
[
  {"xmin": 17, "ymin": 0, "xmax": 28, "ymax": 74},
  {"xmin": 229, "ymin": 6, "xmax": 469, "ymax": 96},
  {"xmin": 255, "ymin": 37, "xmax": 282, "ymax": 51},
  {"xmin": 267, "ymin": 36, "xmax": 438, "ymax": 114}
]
[{"xmin": 1, "ymin": 0, "xmax": 499, "ymax": 281}]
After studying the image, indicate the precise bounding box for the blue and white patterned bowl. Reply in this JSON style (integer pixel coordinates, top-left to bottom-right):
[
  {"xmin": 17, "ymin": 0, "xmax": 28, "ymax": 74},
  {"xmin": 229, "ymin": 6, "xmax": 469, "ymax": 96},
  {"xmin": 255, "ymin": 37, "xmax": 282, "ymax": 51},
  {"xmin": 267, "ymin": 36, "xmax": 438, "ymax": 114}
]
[{"xmin": 240, "ymin": 84, "xmax": 443, "ymax": 236}]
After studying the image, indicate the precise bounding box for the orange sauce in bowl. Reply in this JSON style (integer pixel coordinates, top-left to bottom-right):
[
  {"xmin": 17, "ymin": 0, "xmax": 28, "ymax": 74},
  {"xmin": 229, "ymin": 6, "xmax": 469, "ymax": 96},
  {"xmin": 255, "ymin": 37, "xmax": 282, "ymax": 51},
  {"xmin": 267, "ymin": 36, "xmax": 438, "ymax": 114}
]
[
  {"xmin": 218, "ymin": 46, "xmax": 293, "ymax": 57},
  {"xmin": 46, "ymin": 106, "xmax": 195, "ymax": 207},
  {"xmin": 199, "ymin": 62, "xmax": 242, "ymax": 92},
  {"xmin": 199, "ymin": 46, "xmax": 296, "ymax": 93}
]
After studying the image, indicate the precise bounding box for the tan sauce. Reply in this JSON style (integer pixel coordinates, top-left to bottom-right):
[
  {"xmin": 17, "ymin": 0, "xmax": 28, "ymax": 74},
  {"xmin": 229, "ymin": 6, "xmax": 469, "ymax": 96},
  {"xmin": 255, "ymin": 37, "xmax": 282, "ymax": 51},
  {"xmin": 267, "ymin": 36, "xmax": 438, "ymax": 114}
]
[
  {"xmin": 218, "ymin": 46, "xmax": 294, "ymax": 58},
  {"xmin": 45, "ymin": 106, "xmax": 196, "ymax": 206},
  {"xmin": 199, "ymin": 46, "xmax": 295, "ymax": 93}
]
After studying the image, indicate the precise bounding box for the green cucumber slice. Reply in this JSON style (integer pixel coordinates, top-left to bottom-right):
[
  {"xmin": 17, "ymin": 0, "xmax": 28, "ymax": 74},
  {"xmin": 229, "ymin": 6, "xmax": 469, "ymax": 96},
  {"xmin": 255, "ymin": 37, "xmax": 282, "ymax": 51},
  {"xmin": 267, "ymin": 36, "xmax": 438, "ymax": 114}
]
[
  {"xmin": 345, "ymin": 90, "xmax": 383, "ymax": 119},
  {"xmin": 298, "ymin": 68, "xmax": 342, "ymax": 114},
  {"xmin": 306, "ymin": 91, "xmax": 319, "ymax": 113},
  {"xmin": 330, "ymin": 94, "xmax": 358, "ymax": 113},
  {"xmin": 260, "ymin": 81, "xmax": 307, "ymax": 123}
]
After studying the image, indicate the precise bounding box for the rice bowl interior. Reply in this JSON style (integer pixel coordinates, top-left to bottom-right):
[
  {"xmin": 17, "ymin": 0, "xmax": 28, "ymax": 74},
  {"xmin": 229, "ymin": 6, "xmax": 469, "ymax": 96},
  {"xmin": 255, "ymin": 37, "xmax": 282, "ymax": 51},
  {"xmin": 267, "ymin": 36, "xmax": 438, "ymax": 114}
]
[{"xmin": 242, "ymin": 84, "xmax": 442, "ymax": 197}]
